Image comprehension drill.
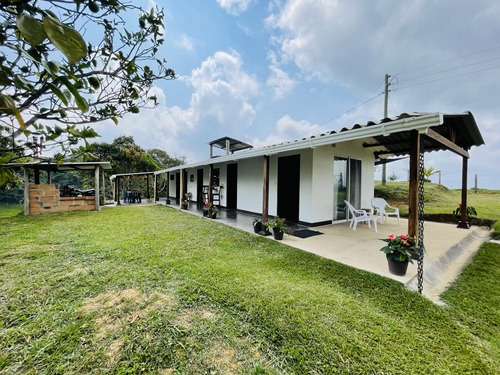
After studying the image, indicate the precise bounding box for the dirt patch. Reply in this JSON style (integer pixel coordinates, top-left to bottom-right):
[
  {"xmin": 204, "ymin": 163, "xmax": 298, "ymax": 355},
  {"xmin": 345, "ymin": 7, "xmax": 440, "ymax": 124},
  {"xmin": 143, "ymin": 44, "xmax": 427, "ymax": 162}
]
[
  {"xmin": 80, "ymin": 289, "xmax": 177, "ymax": 362},
  {"xmin": 173, "ymin": 307, "xmax": 217, "ymax": 329},
  {"xmin": 105, "ymin": 338, "xmax": 124, "ymax": 363}
]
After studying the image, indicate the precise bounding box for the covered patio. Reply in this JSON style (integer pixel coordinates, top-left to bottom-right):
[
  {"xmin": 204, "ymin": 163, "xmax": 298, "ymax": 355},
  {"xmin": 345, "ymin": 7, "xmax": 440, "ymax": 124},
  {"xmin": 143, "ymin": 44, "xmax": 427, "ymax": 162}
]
[{"xmin": 160, "ymin": 199, "xmax": 491, "ymax": 302}]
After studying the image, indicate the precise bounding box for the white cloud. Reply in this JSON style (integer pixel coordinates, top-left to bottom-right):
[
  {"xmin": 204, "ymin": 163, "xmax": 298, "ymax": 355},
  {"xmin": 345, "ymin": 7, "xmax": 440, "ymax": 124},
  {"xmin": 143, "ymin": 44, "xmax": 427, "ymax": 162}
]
[
  {"xmin": 252, "ymin": 114, "xmax": 319, "ymax": 147},
  {"xmin": 266, "ymin": 51, "xmax": 298, "ymax": 99},
  {"xmin": 216, "ymin": 0, "xmax": 254, "ymax": 15},
  {"xmin": 94, "ymin": 50, "xmax": 260, "ymax": 162},
  {"xmin": 176, "ymin": 34, "xmax": 194, "ymax": 52}
]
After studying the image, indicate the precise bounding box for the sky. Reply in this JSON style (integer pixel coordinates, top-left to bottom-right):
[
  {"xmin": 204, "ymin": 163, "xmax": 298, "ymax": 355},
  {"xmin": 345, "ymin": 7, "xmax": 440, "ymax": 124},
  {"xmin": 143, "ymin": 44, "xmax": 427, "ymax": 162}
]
[{"xmin": 92, "ymin": 0, "xmax": 500, "ymax": 190}]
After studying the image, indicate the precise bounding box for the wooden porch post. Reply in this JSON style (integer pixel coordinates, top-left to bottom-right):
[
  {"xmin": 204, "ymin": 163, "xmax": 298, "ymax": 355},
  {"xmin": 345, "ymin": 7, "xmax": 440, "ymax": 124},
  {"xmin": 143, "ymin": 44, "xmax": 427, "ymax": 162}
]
[
  {"xmin": 262, "ymin": 156, "xmax": 269, "ymax": 223},
  {"xmin": 457, "ymin": 155, "xmax": 470, "ymax": 229},
  {"xmin": 94, "ymin": 165, "xmax": 100, "ymax": 211},
  {"xmin": 180, "ymin": 169, "xmax": 184, "ymax": 208},
  {"xmin": 408, "ymin": 130, "xmax": 420, "ymax": 237},
  {"xmin": 208, "ymin": 164, "xmax": 213, "ymax": 203},
  {"xmin": 166, "ymin": 172, "xmax": 170, "ymax": 204}
]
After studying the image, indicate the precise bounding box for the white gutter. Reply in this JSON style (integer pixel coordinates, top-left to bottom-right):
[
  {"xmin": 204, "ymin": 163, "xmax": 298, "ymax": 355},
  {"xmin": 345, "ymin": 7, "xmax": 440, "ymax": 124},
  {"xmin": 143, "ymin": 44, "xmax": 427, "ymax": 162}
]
[{"xmin": 154, "ymin": 113, "xmax": 443, "ymax": 175}]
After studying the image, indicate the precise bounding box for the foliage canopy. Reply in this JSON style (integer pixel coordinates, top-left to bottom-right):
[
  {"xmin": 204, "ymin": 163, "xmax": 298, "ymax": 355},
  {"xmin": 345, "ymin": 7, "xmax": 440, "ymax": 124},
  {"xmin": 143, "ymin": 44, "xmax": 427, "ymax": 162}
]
[{"xmin": 0, "ymin": 0, "xmax": 175, "ymax": 184}]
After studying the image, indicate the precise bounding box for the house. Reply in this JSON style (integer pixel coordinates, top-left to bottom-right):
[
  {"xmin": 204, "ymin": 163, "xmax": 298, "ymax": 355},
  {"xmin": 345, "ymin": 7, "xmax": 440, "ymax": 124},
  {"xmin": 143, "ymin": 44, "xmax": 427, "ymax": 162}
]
[{"xmin": 151, "ymin": 111, "xmax": 484, "ymax": 235}]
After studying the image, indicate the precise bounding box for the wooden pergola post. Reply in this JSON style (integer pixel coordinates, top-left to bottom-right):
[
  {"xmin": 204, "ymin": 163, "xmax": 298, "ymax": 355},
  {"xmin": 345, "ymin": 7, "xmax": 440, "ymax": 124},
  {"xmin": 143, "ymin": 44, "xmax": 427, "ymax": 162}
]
[
  {"xmin": 146, "ymin": 175, "xmax": 151, "ymax": 200},
  {"xmin": 153, "ymin": 174, "xmax": 157, "ymax": 202},
  {"xmin": 408, "ymin": 130, "xmax": 420, "ymax": 237},
  {"xmin": 116, "ymin": 177, "xmax": 121, "ymax": 205},
  {"xmin": 94, "ymin": 165, "xmax": 100, "ymax": 211},
  {"xmin": 457, "ymin": 155, "xmax": 470, "ymax": 228},
  {"xmin": 262, "ymin": 156, "xmax": 269, "ymax": 223},
  {"xmin": 23, "ymin": 167, "xmax": 29, "ymax": 215}
]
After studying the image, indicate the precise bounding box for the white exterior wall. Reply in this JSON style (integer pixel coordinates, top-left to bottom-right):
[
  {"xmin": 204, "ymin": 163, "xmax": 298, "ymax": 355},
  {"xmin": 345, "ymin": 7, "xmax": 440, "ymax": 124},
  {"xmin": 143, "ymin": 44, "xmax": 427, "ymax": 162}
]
[
  {"xmin": 237, "ymin": 157, "xmax": 264, "ymax": 212},
  {"xmin": 165, "ymin": 140, "xmax": 375, "ymax": 224}
]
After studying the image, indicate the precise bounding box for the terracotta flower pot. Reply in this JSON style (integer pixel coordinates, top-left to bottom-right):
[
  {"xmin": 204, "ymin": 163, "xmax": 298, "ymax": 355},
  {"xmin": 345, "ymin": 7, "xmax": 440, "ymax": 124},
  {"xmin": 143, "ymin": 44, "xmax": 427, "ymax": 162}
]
[{"xmin": 386, "ymin": 255, "xmax": 409, "ymax": 276}]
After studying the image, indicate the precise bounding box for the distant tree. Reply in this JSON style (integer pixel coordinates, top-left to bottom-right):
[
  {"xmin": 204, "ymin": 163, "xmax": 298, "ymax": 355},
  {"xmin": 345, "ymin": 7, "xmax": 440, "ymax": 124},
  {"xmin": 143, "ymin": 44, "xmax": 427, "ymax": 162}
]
[
  {"xmin": 0, "ymin": 0, "xmax": 175, "ymax": 185},
  {"xmin": 148, "ymin": 148, "xmax": 185, "ymax": 169}
]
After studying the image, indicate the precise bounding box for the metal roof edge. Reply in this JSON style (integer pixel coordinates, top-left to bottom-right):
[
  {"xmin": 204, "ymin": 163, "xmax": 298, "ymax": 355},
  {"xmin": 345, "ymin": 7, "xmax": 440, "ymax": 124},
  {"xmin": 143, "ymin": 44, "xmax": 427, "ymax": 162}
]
[{"xmin": 155, "ymin": 112, "xmax": 444, "ymax": 174}]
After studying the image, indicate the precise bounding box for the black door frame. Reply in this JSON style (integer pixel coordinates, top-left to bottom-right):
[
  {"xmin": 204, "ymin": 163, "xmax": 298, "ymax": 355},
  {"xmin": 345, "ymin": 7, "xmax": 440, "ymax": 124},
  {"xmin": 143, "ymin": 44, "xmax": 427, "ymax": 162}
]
[
  {"xmin": 226, "ymin": 163, "xmax": 238, "ymax": 209},
  {"xmin": 277, "ymin": 154, "xmax": 300, "ymax": 222}
]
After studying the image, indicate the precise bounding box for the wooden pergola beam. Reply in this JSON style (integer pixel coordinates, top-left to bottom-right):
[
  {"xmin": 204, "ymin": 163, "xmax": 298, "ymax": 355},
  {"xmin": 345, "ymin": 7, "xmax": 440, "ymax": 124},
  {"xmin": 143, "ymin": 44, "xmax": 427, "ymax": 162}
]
[{"xmin": 426, "ymin": 129, "xmax": 470, "ymax": 158}]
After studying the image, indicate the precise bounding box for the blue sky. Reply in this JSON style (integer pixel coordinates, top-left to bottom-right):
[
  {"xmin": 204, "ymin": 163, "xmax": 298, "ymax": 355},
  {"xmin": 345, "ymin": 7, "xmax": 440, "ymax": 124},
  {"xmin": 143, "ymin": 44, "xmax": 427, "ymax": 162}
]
[{"xmin": 92, "ymin": 0, "xmax": 500, "ymax": 189}]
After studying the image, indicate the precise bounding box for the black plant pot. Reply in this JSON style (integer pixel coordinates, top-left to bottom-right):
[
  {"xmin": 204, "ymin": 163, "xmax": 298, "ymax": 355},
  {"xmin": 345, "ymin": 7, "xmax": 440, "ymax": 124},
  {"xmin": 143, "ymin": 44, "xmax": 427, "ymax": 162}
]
[
  {"xmin": 253, "ymin": 222, "xmax": 262, "ymax": 233},
  {"xmin": 203, "ymin": 209, "xmax": 208, "ymax": 217},
  {"xmin": 273, "ymin": 229, "xmax": 284, "ymax": 240},
  {"xmin": 210, "ymin": 212, "xmax": 217, "ymax": 219},
  {"xmin": 386, "ymin": 255, "xmax": 409, "ymax": 276}
]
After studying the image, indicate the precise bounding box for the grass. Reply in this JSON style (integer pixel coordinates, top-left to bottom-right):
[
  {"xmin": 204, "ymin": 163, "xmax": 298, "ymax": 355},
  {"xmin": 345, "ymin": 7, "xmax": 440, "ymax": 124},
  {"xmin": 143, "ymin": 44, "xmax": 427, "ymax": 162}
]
[
  {"xmin": 0, "ymin": 203, "xmax": 499, "ymax": 374},
  {"xmin": 375, "ymin": 181, "xmax": 500, "ymax": 237}
]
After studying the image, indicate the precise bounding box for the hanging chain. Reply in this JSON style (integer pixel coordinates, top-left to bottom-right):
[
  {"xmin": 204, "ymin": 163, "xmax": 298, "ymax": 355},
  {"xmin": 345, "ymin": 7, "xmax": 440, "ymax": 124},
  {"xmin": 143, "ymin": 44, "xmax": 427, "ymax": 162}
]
[{"xmin": 417, "ymin": 135, "xmax": 426, "ymax": 294}]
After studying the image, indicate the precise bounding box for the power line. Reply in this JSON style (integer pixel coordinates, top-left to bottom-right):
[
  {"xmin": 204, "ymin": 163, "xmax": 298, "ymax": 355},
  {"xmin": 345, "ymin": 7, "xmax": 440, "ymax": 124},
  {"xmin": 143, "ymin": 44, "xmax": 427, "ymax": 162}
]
[
  {"xmin": 397, "ymin": 55, "xmax": 500, "ymax": 84},
  {"xmin": 394, "ymin": 64, "xmax": 500, "ymax": 91},
  {"xmin": 395, "ymin": 46, "xmax": 500, "ymax": 75},
  {"xmin": 300, "ymin": 91, "xmax": 384, "ymax": 138}
]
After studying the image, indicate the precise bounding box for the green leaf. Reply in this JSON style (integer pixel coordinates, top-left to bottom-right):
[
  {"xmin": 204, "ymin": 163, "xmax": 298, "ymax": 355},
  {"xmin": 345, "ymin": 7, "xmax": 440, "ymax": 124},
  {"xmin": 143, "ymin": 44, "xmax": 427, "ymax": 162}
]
[
  {"xmin": 43, "ymin": 16, "xmax": 87, "ymax": 64},
  {"xmin": 0, "ymin": 169, "xmax": 15, "ymax": 186},
  {"xmin": 60, "ymin": 77, "xmax": 89, "ymax": 112},
  {"xmin": 16, "ymin": 14, "xmax": 47, "ymax": 46},
  {"xmin": 88, "ymin": 76, "xmax": 100, "ymax": 90},
  {"xmin": 42, "ymin": 60, "xmax": 61, "ymax": 75},
  {"xmin": 47, "ymin": 82, "xmax": 68, "ymax": 106},
  {"xmin": 111, "ymin": 117, "xmax": 119, "ymax": 125}
]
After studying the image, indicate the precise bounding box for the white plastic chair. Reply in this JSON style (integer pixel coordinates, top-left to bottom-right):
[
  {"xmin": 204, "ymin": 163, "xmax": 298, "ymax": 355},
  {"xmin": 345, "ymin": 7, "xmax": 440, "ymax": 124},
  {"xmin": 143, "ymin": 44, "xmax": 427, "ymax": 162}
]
[
  {"xmin": 371, "ymin": 198, "xmax": 400, "ymax": 224},
  {"xmin": 344, "ymin": 200, "xmax": 377, "ymax": 232}
]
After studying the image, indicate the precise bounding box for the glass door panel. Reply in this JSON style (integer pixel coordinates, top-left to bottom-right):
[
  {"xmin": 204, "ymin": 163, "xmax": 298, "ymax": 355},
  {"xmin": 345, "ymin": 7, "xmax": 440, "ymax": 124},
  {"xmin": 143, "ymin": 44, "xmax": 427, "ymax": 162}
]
[{"xmin": 333, "ymin": 157, "xmax": 347, "ymax": 221}]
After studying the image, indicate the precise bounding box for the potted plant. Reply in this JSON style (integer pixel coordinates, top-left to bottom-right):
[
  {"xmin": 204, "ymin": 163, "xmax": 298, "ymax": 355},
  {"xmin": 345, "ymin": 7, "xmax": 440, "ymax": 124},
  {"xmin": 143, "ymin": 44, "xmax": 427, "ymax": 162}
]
[
  {"xmin": 252, "ymin": 218, "xmax": 263, "ymax": 233},
  {"xmin": 181, "ymin": 200, "xmax": 188, "ymax": 209},
  {"xmin": 380, "ymin": 234, "xmax": 420, "ymax": 276},
  {"xmin": 207, "ymin": 202, "xmax": 219, "ymax": 219},
  {"xmin": 202, "ymin": 200, "xmax": 209, "ymax": 216},
  {"xmin": 266, "ymin": 216, "xmax": 286, "ymax": 240}
]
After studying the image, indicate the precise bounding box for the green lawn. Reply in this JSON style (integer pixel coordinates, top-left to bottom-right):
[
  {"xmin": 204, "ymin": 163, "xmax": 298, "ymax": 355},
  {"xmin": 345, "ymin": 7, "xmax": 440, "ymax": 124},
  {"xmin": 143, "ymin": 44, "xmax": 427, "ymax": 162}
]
[
  {"xmin": 375, "ymin": 182, "xmax": 500, "ymax": 237},
  {"xmin": 0, "ymin": 204, "xmax": 498, "ymax": 374}
]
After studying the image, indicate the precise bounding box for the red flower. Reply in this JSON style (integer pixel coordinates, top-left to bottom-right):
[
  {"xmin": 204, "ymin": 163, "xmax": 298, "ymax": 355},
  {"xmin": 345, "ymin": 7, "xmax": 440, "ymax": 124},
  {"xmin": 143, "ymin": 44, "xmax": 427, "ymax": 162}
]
[
  {"xmin": 388, "ymin": 234, "xmax": 395, "ymax": 240},
  {"xmin": 400, "ymin": 234, "xmax": 408, "ymax": 239},
  {"xmin": 459, "ymin": 203, "xmax": 462, "ymax": 207},
  {"xmin": 205, "ymin": 200, "xmax": 208, "ymax": 205}
]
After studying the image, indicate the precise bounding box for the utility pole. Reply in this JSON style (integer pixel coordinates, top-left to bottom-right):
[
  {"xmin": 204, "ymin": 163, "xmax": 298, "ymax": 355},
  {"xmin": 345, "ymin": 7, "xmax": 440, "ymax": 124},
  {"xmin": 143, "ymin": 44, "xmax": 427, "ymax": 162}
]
[{"xmin": 382, "ymin": 74, "xmax": 390, "ymax": 185}]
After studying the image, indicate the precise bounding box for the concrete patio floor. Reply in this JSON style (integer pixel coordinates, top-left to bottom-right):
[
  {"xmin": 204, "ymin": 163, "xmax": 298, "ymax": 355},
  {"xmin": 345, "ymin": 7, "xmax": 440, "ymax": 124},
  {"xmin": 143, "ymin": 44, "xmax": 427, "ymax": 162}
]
[{"xmin": 150, "ymin": 199, "xmax": 492, "ymax": 302}]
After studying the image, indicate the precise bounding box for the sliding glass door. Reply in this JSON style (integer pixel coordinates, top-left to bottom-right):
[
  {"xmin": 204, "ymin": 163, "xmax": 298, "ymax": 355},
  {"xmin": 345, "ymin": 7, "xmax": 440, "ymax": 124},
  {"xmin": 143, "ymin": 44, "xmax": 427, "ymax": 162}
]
[{"xmin": 333, "ymin": 157, "xmax": 361, "ymax": 221}]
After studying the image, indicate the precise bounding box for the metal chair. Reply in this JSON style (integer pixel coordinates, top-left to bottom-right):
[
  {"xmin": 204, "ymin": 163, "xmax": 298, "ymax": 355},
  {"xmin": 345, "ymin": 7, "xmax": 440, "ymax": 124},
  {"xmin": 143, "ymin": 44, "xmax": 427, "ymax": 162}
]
[
  {"xmin": 371, "ymin": 198, "xmax": 400, "ymax": 224},
  {"xmin": 344, "ymin": 200, "xmax": 377, "ymax": 232}
]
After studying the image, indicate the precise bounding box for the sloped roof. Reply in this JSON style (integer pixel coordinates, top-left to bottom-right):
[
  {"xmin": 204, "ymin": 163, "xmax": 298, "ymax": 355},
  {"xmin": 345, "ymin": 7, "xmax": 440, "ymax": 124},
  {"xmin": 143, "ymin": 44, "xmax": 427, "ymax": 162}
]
[
  {"xmin": 155, "ymin": 111, "xmax": 484, "ymax": 174},
  {"xmin": 2, "ymin": 161, "xmax": 112, "ymax": 171}
]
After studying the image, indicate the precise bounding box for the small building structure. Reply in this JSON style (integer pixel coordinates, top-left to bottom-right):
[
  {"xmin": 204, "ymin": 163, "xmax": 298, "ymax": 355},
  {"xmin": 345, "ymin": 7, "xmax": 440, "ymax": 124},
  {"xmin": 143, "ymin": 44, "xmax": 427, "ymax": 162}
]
[
  {"xmin": 2, "ymin": 161, "xmax": 111, "ymax": 215},
  {"xmin": 154, "ymin": 111, "xmax": 484, "ymax": 235}
]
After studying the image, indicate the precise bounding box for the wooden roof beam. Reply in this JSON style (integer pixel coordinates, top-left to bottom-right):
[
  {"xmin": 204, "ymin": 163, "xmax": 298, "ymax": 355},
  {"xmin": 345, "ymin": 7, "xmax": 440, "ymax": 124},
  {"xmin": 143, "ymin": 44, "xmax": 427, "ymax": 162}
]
[{"xmin": 426, "ymin": 128, "xmax": 469, "ymax": 158}]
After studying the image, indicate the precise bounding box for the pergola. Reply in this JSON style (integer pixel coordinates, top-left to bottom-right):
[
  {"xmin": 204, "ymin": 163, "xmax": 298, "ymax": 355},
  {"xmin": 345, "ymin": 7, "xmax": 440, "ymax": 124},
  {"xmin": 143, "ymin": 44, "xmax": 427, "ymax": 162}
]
[
  {"xmin": 2, "ymin": 161, "xmax": 111, "ymax": 214},
  {"xmin": 109, "ymin": 171, "xmax": 156, "ymax": 205}
]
